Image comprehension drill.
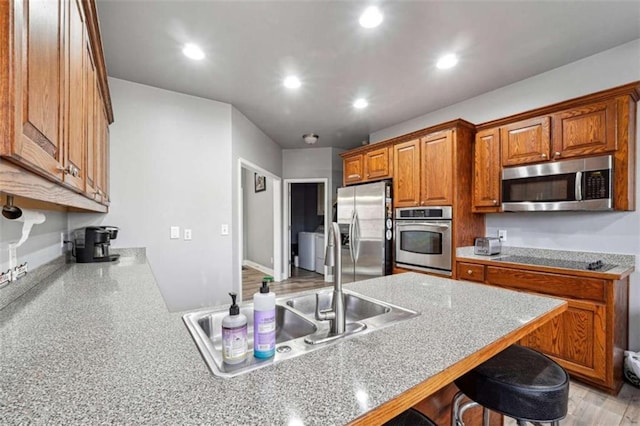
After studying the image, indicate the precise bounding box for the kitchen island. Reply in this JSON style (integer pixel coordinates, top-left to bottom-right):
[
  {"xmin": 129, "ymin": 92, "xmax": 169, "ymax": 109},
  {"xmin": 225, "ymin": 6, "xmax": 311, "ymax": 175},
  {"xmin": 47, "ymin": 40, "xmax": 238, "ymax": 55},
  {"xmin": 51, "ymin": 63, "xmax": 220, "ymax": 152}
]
[{"xmin": 0, "ymin": 251, "xmax": 566, "ymax": 425}]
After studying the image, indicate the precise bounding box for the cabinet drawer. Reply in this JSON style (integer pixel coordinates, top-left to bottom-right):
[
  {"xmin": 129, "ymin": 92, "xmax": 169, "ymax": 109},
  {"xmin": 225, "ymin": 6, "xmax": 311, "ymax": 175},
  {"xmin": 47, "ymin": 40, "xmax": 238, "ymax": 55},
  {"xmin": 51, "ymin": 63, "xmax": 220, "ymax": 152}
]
[
  {"xmin": 457, "ymin": 262, "xmax": 485, "ymax": 283},
  {"xmin": 486, "ymin": 266, "xmax": 606, "ymax": 302}
]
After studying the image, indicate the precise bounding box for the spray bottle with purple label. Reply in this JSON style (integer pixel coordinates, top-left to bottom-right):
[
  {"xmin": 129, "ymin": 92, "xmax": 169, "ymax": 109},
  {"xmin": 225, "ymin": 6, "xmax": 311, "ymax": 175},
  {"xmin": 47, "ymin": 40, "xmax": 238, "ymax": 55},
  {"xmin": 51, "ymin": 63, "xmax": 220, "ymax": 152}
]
[{"xmin": 253, "ymin": 277, "xmax": 276, "ymax": 358}]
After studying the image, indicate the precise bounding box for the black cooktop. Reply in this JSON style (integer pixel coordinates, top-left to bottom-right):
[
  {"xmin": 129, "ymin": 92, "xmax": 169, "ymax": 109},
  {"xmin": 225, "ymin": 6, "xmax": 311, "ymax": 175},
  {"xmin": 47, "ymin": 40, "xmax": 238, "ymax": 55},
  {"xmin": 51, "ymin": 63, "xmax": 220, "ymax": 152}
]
[{"xmin": 494, "ymin": 255, "xmax": 616, "ymax": 272}]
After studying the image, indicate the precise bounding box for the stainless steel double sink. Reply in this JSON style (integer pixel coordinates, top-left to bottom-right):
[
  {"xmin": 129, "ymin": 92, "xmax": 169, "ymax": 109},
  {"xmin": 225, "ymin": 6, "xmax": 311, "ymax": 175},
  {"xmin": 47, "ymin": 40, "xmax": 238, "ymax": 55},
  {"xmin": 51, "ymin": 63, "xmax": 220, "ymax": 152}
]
[{"xmin": 182, "ymin": 289, "xmax": 419, "ymax": 378}]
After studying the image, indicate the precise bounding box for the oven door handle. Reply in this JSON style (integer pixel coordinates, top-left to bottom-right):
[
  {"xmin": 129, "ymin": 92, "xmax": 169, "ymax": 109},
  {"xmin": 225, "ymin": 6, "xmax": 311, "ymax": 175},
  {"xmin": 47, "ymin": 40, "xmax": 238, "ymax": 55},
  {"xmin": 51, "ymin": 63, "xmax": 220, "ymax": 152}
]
[{"xmin": 396, "ymin": 222, "xmax": 450, "ymax": 229}]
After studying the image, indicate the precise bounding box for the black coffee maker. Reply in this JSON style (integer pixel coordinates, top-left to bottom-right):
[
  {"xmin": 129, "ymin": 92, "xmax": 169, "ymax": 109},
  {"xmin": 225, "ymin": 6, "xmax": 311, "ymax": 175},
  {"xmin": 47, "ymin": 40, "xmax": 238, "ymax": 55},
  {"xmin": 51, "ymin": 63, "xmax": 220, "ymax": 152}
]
[{"xmin": 73, "ymin": 226, "xmax": 120, "ymax": 263}]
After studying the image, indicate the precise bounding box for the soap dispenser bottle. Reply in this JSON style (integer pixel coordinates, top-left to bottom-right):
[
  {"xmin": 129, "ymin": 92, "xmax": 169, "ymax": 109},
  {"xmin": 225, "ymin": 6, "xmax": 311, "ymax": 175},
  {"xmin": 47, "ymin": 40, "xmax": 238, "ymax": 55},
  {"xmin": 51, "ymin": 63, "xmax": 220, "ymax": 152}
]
[
  {"xmin": 222, "ymin": 292, "xmax": 248, "ymax": 364},
  {"xmin": 253, "ymin": 278, "xmax": 276, "ymax": 358}
]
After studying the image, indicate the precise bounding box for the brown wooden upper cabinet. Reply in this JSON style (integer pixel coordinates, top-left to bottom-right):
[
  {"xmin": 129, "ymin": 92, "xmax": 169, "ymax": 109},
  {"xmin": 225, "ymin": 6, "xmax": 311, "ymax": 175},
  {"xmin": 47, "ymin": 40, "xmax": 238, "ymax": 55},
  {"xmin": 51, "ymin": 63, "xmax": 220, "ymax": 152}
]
[
  {"xmin": 343, "ymin": 153, "xmax": 364, "ymax": 185},
  {"xmin": 473, "ymin": 128, "xmax": 501, "ymax": 212},
  {"xmin": 364, "ymin": 146, "xmax": 392, "ymax": 181},
  {"xmin": 0, "ymin": 0, "xmax": 113, "ymax": 211},
  {"xmin": 501, "ymin": 99, "xmax": 618, "ymax": 167},
  {"xmin": 551, "ymin": 98, "xmax": 617, "ymax": 160},
  {"xmin": 501, "ymin": 116, "xmax": 551, "ymax": 167},
  {"xmin": 393, "ymin": 130, "xmax": 454, "ymax": 207},
  {"xmin": 392, "ymin": 139, "xmax": 421, "ymax": 207},
  {"xmin": 4, "ymin": 0, "xmax": 67, "ymax": 183},
  {"xmin": 342, "ymin": 145, "xmax": 392, "ymax": 186},
  {"xmin": 420, "ymin": 130, "xmax": 453, "ymax": 206}
]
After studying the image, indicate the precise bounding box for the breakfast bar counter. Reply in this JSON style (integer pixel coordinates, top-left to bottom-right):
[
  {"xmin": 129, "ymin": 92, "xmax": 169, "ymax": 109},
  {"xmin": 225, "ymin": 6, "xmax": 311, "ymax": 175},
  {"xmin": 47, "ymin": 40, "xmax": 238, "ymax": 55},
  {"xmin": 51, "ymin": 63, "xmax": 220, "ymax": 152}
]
[{"xmin": 0, "ymin": 251, "xmax": 566, "ymax": 425}]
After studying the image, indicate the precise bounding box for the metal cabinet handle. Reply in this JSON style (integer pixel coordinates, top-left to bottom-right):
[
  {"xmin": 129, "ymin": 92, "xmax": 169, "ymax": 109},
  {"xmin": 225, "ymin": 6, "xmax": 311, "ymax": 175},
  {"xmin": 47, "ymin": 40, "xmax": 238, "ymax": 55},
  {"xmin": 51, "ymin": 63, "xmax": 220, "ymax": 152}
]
[
  {"xmin": 348, "ymin": 174, "xmax": 361, "ymax": 179},
  {"xmin": 57, "ymin": 165, "xmax": 79, "ymax": 177},
  {"xmin": 541, "ymin": 153, "xmax": 547, "ymax": 158},
  {"xmin": 492, "ymin": 199, "xmax": 498, "ymax": 205},
  {"xmin": 467, "ymin": 270, "xmax": 473, "ymax": 275},
  {"xmin": 554, "ymin": 151, "xmax": 561, "ymax": 159}
]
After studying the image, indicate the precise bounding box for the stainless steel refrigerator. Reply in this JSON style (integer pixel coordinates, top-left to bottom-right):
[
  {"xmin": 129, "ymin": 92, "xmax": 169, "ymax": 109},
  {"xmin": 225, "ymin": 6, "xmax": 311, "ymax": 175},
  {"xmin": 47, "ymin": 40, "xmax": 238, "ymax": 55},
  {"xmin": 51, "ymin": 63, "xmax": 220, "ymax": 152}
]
[{"xmin": 336, "ymin": 180, "xmax": 393, "ymax": 283}]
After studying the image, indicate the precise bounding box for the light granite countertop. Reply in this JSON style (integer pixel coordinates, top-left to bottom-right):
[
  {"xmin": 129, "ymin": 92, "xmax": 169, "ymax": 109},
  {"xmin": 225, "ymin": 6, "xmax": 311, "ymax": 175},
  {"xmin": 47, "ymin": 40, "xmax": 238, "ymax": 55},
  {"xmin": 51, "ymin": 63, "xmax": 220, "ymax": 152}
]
[
  {"xmin": 457, "ymin": 246, "xmax": 635, "ymax": 278},
  {"xmin": 0, "ymin": 252, "xmax": 565, "ymax": 425}
]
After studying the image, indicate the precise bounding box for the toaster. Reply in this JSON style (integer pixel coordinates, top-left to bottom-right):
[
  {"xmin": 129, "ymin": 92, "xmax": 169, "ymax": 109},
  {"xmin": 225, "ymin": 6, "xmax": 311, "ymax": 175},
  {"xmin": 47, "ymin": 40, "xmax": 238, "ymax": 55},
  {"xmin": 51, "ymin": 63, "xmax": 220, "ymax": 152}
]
[{"xmin": 474, "ymin": 237, "xmax": 502, "ymax": 256}]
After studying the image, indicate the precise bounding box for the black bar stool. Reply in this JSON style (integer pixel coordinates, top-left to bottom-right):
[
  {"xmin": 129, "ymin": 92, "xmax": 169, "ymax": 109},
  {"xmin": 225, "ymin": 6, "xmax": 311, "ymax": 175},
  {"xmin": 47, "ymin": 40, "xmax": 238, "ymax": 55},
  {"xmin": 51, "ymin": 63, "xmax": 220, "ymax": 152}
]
[
  {"xmin": 384, "ymin": 408, "xmax": 436, "ymax": 426},
  {"xmin": 452, "ymin": 345, "xmax": 569, "ymax": 426}
]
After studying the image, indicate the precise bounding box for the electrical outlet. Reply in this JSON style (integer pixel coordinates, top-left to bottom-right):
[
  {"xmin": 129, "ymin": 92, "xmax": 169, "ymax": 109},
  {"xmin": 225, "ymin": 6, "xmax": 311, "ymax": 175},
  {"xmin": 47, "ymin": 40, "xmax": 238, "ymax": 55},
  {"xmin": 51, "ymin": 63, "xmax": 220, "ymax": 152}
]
[
  {"xmin": 184, "ymin": 229, "xmax": 192, "ymax": 240},
  {"xmin": 498, "ymin": 229, "xmax": 507, "ymax": 241},
  {"xmin": 170, "ymin": 226, "xmax": 180, "ymax": 239},
  {"xmin": 221, "ymin": 224, "xmax": 229, "ymax": 235},
  {"xmin": 60, "ymin": 232, "xmax": 65, "ymax": 248}
]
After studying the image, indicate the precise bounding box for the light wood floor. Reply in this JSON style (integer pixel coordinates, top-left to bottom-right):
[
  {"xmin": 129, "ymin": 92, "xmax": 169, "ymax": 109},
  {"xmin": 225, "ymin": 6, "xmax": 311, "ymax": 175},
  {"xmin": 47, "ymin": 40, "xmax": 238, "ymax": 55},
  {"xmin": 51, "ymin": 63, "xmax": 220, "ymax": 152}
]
[
  {"xmin": 502, "ymin": 380, "xmax": 640, "ymax": 425},
  {"xmin": 242, "ymin": 266, "xmax": 328, "ymax": 298},
  {"xmin": 242, "ymin": 267, "xmax": 640, "ymax": 424}
]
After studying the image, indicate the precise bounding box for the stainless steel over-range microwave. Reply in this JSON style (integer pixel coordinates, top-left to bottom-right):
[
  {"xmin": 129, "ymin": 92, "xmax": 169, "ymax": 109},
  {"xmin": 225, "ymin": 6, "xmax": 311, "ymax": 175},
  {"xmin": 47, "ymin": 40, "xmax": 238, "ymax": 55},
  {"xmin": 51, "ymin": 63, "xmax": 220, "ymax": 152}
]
[{"xmin": 501, "ymin": 155, "xmax": 612, "ymax": 212}]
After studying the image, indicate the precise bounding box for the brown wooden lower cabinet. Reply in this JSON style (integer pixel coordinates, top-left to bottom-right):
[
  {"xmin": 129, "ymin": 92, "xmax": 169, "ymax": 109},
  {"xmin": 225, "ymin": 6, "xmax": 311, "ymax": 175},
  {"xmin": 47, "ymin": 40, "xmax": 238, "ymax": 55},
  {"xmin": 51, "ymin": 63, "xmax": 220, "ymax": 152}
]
[{"xmin": 456, "ymin": 261, "xmax": 628, "ymax": 394}]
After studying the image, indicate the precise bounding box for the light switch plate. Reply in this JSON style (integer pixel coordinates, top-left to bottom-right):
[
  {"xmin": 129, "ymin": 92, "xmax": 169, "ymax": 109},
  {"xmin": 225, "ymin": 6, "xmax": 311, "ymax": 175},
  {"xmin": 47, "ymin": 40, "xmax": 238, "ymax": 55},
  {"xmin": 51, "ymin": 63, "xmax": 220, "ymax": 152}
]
[
  {"xmin": 170, "ymin": 226, "xmax": 180, "ymax": 239},
  {"xmin": 498, "ymin": 229, "xmax": 507, "ymax": 241},
  {"xmin": 184, "ymin": 229, "xmax": 192, "ymax": 240}
]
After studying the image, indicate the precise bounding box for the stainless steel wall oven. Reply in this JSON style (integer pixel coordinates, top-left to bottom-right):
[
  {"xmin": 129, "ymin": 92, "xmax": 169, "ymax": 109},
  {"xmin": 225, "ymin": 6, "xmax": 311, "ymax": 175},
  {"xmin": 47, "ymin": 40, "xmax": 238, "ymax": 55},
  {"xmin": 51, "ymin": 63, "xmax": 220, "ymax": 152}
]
[{"xmin": 394, "ymin": 206, "xmax": 452, "ymax": 276}]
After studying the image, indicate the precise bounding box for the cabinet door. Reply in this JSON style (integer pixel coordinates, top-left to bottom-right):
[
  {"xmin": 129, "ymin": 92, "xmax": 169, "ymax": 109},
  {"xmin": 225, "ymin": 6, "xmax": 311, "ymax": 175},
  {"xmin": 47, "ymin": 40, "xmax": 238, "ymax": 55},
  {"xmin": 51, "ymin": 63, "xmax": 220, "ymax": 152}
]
[
  {"xmin": 552, "ymin": 99, "xmax": 617, "ymax": 160},
  {"xmin": 472, "ymin": 128, "xmax": 501, "ymax": 212},
  {"xmin": 364, "ymin": 147, "xmax": 391, "ymax": 180},
  {"xmin": 63, "ymin": 0, "xmax": 86, "ymax": 192},
  {"xmin": 525, "ymin": 299, "xmax": 606, "ymax": 383},
  {"xmin": 393, "ymin": 139, "xmax": 421, "ymax": 207},
  {"xmin": 343, "ymin": 154, "xmax": 364, "ymax": 185},
  {"xmin": 501, "ymin": 116, "xmax": 551, "ymax": 166},
  {"xmin": 95, "ymin": 90, "xmax": 107, "ymax": 204},
  {"xmin": 84, "ymin": 38, "xmax": 98, "ymax": 199},
  {"xmin": 420, "ymin": 130, "xmax": 453, "ymax": 205},
  {"xmin": 10, "ymin": 0, "xmax": 65, "ymax": 181}
]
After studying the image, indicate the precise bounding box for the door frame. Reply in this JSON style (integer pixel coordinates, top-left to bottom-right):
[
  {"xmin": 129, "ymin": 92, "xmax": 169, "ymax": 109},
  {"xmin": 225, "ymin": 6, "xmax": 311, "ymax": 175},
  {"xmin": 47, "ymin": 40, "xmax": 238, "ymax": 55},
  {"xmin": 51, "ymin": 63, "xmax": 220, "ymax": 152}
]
[
  {"xmin": 238, "ymin": 158, "xmax": 282, "ymax": 302},
  {"xmin": 283, "ymin": 178, "xmax": 330, "ymax": 282}
]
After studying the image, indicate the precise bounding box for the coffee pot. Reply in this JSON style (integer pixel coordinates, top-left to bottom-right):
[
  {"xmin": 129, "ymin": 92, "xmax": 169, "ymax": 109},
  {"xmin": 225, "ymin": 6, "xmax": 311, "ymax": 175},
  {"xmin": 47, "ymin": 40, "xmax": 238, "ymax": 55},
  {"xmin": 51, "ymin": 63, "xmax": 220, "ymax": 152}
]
[{"xmin": 73, "ymin": 226, "xmax": 120, "ymax": 263}]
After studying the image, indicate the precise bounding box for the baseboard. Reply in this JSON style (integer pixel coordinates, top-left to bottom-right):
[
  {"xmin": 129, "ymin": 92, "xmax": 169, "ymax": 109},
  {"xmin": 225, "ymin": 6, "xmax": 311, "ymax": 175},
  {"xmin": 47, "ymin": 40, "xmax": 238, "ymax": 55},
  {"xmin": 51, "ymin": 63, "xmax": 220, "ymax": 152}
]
[{"xmin": 243, "ymin": 260, "xmax": 274, "ymax": 277}]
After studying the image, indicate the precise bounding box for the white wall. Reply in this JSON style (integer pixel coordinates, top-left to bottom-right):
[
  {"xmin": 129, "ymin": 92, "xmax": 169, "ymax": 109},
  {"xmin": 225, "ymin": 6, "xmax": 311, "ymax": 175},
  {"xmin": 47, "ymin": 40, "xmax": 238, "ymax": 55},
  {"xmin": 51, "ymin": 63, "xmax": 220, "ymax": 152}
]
[
  {"xmin": 69, "ymin": 78, "xmax": 234, "ymax": 312},
  {"xmin": 231, "ymin": 107, "xmax": 283, "ymax": 296},
  {"xmin": 242, "ymin": 167, "xmax": 274, "ymax": 270},
  {"xmin": 370, "ymin": 39, "xmax": 640, "ymax": 350},
  {"xmin": 283, "ymin": 147, "xmax": 345, "ymax": 203}
]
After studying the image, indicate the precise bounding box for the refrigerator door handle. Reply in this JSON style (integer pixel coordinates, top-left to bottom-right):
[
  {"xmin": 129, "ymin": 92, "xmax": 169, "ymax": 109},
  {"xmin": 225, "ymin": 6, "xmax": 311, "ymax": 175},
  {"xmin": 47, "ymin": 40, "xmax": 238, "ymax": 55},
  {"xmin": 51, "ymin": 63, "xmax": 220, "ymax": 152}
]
[
  {"xmin": 353, "ymin": 210, "xmax": 360, "ymax": 261},
  {"xmin": 348, "ymin": 210, "xmax": 356, "ymax": 262}
]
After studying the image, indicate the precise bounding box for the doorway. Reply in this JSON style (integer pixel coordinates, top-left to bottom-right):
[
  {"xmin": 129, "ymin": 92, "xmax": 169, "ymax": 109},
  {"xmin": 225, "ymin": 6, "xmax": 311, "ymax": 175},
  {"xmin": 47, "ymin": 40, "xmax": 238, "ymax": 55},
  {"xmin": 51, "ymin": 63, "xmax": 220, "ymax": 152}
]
[
  {"xmin": 283, "ymin": 178, "xmax": 330, "ymax": 284},
  {"xmin": 238, "ymin": 159, "xmax": 281, "ymax": 302}
]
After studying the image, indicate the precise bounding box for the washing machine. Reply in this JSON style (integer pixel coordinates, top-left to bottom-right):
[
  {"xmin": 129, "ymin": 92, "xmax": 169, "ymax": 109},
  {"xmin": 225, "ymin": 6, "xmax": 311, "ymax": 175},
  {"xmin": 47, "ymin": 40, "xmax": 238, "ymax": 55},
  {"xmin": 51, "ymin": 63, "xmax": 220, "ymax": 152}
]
[
  {"xmin": 314, "ymin": 233, "xmax": 325, "ymax": 274},
  {"xmin": 297, "ymin": 232, "xmax": 316, "ymax": 271}
]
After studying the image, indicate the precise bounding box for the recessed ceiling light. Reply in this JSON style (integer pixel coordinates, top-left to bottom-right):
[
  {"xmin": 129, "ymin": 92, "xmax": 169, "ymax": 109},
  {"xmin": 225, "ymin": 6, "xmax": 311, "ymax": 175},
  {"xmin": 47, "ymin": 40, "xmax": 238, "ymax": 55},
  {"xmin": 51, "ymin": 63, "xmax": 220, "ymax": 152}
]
[
  {"xmin": 283, "ymin": 76, "xmax": 301, "ymax": 89},
  {"xmin": 359, "ymin": 6, "xmax": 383, "ymax": 28},
  {"xmin": 436, "ymin": 53, "xmax": 458, "ymax": 70},
  {"xmin": 182, "ymin": 43, "xmax": 205, "ymax": 60},
  {"xmin": 353, "ymin": 98, "xmax": 368, "ymax": 109}
]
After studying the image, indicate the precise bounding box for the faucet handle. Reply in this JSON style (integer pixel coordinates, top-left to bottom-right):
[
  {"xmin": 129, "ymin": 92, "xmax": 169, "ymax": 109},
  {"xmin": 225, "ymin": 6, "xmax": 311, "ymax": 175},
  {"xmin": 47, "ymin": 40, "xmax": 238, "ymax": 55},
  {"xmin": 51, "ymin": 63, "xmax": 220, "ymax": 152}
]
[{"xmin": 314, "ymin": 293, "xmax": 335, "ymax": 322}]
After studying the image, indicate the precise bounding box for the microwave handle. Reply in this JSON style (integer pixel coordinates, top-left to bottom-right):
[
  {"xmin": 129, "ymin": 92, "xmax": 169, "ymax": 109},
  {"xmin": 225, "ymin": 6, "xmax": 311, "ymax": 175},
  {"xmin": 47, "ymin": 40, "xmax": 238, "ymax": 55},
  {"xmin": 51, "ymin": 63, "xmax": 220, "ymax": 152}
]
[{"xmin": 575, "ymin": 171, "xmax": 582, "ymax": 201}]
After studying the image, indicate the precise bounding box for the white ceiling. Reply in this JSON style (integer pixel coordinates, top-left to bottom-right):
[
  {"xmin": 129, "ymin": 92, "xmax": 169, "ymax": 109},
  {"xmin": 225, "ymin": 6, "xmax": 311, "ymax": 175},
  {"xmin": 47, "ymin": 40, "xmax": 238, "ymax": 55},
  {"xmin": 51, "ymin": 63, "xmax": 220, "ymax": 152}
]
[{"xmin": 96, "ymin": 1, "xmax": 640, "ymax": 150}]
